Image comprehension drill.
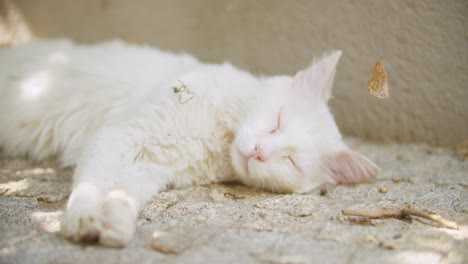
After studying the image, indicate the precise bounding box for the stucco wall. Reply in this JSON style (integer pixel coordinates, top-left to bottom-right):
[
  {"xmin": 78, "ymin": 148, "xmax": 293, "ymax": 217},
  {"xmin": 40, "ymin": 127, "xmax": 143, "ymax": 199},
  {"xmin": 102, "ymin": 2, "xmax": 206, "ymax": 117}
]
[{"xmin": 1, "ymin": 0, "xmax": 467, "ymax": 146}]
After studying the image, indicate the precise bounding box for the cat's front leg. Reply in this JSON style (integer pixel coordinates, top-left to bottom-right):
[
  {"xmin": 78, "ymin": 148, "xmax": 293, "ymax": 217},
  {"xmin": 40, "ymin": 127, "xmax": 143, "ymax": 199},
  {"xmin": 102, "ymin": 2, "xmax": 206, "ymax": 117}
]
[
  {"xmin": 97, "ymin": 165, "xmax": 171, "ymax": 247},
  {"xmin": 60, "ymin": 127, "xmax": 172, "ymax": 247}
]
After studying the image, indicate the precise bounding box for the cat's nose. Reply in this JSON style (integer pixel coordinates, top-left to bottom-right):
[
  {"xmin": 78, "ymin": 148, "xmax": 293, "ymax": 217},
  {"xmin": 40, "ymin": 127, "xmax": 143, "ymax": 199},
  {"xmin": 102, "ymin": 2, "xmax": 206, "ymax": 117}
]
[{"xmin": 247, "ymin": 144, "xmax": 265, "ymax": 162}]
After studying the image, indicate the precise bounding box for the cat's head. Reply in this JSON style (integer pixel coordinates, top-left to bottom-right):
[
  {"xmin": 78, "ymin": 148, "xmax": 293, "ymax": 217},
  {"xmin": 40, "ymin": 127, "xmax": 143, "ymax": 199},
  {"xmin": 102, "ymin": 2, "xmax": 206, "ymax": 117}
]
[{"xmin": 231, "ymin": 51, "xmax": 379, "ymax": 193}]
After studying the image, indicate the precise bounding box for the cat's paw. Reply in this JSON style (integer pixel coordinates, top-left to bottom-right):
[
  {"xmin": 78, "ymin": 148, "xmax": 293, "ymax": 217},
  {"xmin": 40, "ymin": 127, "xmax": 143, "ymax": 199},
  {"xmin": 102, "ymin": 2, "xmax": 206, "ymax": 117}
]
[
  {"xmin": 60, "ymin": 184, "xmax": 103, "ymax": 243},
  {"xmin": 61, "ymin": 205, "xmax": 102, "ymax": 242},
  {"xmin": 60, "ymin": 184, "xmax": 138, "ymax": 247},
  {"xmin": 98, "ymin": 190, "xmax": 138, "ymax": 247}
]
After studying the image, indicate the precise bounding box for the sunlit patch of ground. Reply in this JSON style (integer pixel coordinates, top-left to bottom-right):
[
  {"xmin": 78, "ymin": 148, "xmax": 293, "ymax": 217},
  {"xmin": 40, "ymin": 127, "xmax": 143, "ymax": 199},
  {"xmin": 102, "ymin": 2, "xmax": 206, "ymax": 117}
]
[{"xmin": 0, "ymin": 138, "xmax": 467, "ymax": 263}]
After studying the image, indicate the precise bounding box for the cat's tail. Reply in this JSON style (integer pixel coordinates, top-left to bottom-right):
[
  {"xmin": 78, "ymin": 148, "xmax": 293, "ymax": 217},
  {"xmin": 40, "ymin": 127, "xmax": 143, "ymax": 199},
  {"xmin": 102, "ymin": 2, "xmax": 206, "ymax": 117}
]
[{"xmin": 0, "ymin": 40, "xmax": 112, "ymax": 166}]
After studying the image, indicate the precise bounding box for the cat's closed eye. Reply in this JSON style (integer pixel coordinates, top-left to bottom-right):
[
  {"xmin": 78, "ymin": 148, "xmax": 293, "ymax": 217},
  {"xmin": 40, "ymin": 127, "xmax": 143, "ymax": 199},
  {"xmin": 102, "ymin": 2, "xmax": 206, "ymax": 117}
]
[{"xmin": 269, "ymin": 110, "xmax": 282, "ymax": 134}]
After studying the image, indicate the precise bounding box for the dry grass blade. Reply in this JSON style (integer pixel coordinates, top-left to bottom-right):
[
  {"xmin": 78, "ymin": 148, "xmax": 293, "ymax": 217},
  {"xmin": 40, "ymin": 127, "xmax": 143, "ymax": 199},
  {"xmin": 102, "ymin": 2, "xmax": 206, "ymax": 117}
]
[{"xmin": 342, "ymin": 207, "xmax": 459, "ymax": 230}]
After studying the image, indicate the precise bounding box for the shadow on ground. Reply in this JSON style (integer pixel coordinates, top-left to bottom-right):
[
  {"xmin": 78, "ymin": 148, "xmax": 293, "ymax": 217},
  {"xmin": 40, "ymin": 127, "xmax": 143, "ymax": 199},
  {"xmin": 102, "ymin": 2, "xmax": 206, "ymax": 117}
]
[{"xmin": 0, "ymin": 138, "xmax": 467, "ymax": 264}]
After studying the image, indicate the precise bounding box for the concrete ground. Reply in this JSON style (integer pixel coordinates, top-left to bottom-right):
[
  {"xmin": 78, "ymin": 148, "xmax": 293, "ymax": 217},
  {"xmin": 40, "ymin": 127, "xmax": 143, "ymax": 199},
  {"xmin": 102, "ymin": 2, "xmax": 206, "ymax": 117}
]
[{"xmin": 0, "ymin": 138, "xmax": 467, "ymax": 264}]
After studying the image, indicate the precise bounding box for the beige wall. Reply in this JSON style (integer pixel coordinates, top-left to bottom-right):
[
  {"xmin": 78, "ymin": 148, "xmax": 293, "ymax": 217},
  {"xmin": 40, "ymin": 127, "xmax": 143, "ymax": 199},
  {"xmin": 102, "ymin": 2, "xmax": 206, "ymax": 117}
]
[{"xmin": 1, "ymin": 0, "xmax": 467, "ymax": 146}]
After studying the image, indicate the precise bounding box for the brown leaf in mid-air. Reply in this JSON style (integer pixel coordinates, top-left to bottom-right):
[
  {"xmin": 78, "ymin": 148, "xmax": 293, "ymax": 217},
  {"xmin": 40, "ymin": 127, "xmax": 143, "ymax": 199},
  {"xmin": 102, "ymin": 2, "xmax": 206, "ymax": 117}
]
[
  {"xmin": 456, "ymin": 140, "xmax": 468, "ymax": 161},
  {"xmin": 368, "ymin": 59, "xmax": 389, "ymax": 98}
]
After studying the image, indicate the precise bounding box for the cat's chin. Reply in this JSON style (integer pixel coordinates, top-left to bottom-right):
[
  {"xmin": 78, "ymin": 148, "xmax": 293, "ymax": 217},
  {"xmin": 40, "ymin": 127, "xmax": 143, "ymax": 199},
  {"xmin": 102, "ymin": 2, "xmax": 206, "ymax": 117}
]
[{"xmin": 230, "ymin": 147, "xmax": 250, "ymax": 178}]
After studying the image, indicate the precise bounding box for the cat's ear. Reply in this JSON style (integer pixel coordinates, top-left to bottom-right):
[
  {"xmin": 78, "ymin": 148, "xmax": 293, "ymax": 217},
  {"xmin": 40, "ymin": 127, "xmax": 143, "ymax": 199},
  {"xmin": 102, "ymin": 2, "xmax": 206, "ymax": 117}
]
[
  {"xmin": 292, "ymin": 50, "xmax": 342, "ymax": 102},
  {"xmin": 324, "ymin": 148, "xmax": 379, "ymax": 184}
]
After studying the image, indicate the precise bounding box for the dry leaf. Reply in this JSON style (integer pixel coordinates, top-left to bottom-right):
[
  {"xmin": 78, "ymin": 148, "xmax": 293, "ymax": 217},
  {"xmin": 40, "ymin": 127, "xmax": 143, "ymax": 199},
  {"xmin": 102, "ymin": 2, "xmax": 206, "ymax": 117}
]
[
  {"xmin": 172, "ymin": 80, "xmax": 195, "ymax": 104},
  {"xmin": 368, "ymin": 59, "xmax": 389, "ymax": 98}
]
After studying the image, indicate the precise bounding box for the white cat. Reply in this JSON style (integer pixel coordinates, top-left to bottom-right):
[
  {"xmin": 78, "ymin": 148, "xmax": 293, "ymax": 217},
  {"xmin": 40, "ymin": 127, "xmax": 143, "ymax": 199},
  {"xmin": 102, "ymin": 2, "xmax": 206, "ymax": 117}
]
[{"xmin": 0, "ymin": 40, "xmax": 378, "ymax": 247}]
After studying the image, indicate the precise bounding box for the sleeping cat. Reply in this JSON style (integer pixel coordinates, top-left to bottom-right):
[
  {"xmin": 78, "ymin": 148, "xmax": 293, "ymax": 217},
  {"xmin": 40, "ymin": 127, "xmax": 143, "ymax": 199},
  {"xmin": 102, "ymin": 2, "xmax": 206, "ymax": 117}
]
[{"xmin": 0, "ymin": 40, "xmax": 378, "ymax": 247}]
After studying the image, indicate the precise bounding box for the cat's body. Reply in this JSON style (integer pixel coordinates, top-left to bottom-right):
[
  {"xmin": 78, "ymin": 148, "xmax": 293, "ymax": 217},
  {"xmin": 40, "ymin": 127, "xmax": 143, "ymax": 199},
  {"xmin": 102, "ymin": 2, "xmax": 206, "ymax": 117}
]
[{"xmin": 0, "ymin": 40, "xmax": 378, "ymax": 247}]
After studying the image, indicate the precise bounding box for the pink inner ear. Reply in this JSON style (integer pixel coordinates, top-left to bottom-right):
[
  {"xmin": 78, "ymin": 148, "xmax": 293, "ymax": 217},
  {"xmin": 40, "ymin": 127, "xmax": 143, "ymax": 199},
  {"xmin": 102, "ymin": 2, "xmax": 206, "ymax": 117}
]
[{"xmin": 326, "ymin": 150, "xmax": 379, "ymax": 184}]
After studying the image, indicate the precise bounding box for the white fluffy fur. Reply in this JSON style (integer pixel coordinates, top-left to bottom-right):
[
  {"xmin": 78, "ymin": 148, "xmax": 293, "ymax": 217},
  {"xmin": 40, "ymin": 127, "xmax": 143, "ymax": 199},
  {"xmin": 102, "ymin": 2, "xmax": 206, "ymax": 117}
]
[{"xmin": 0, "ymin": 40, "xmax": 378, "ymax": 247}]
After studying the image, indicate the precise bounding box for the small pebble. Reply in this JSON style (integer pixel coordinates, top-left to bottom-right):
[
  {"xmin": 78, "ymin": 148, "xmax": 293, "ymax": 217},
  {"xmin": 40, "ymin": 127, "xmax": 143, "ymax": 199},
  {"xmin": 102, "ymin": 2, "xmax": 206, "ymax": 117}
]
[
  {"xmin": 151, "ymin": 231, "xmax": 190, "ymax": 254},
  {"xmin": 378, "ymin": 187, "xmax": 388, "ymax": 193},
  {"xmin": 319, "ymin": 187, "xmax": 327, "ymax": 196},
  {"xmin": 364, "ymin": 234, "xmax": 378, "ymax": 243},
  {"xmin": 378, "ymin": 241, "xmax": 394, "ymax": 250}
]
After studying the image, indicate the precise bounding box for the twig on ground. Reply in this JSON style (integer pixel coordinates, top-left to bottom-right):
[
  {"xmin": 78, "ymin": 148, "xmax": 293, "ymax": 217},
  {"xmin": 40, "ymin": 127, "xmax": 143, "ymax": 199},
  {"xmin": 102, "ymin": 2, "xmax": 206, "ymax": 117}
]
[{"xmin": 342, "ymin": 206, "xmax": 459, "ymax": 230}]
